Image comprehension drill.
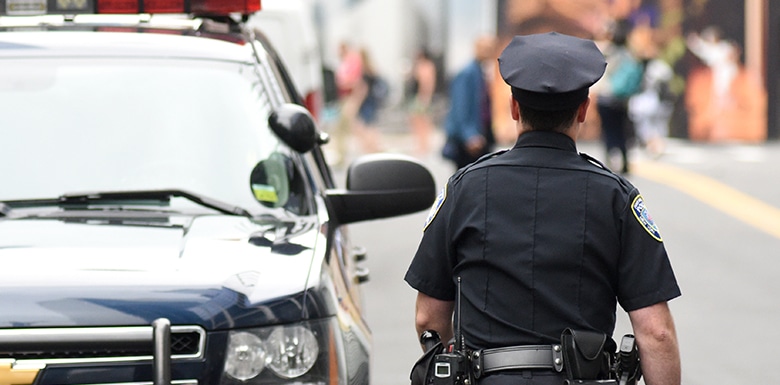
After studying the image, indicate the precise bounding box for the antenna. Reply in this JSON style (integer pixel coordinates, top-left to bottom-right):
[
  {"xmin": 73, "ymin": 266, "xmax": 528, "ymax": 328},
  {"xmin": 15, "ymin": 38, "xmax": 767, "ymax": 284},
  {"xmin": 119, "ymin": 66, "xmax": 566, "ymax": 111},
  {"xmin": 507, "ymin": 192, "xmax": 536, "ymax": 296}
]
[{"xmin": 456, "ymin": 276, "xmax": 463, "ymax": 352}]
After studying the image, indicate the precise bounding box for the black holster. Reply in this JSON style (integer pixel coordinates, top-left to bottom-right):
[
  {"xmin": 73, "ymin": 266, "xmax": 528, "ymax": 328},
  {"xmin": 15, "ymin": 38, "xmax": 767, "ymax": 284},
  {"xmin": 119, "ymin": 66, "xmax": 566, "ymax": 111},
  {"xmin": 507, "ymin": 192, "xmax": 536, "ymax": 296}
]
[
  {"xmin": 410, "ymin": 340, "xmax": 444, "ymax": 385},
  {"xmin": 560, "ymin": 328, "xmax": 616, "ymax": 383}
]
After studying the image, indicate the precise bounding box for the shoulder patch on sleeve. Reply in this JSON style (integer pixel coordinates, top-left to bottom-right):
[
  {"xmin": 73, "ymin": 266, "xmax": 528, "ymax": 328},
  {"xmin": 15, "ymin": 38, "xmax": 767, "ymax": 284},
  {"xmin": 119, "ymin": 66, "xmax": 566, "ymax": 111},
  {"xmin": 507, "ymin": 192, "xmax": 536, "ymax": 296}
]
[
  {"xmin": 423, "ymin": 184, "xmax": 447, "ymax": 231},
  {"xmin": 632, "ymin": 195, "xmax": 663, "ymax": 242}
]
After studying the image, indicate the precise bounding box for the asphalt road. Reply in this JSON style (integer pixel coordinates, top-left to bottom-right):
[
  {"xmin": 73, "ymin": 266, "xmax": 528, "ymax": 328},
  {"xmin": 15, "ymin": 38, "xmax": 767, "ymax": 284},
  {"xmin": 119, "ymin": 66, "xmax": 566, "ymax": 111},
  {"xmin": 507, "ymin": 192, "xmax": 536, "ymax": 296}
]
[{"xmin": 335, "ymin": 126, "xmax": 780, "ymax": 385}]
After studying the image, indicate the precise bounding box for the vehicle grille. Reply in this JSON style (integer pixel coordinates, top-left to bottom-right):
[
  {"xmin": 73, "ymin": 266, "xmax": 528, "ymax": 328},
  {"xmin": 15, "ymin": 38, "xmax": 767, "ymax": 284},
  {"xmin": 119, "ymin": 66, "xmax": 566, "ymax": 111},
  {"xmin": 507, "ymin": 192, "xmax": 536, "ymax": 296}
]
[{"xmin": 0, "ymin": 326, "xmax": 204, "ymax": 362}]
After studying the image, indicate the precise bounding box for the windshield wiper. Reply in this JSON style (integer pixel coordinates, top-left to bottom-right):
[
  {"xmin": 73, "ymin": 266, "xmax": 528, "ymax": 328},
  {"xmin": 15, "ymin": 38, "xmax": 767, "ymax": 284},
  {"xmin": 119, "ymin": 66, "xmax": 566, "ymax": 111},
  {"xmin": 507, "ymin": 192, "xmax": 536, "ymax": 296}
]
[{"xmin": 6, "ymin": 189, "xmax": 252, "ymax": 217}]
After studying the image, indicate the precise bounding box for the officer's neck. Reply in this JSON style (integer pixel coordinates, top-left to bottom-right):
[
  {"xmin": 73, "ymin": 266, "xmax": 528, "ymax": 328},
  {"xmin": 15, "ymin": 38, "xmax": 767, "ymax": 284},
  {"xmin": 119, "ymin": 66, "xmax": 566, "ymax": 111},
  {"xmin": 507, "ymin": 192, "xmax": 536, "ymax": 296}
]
[{"xmin": 517, "ymin": 125, "xmax": 579, "ymax": 142}]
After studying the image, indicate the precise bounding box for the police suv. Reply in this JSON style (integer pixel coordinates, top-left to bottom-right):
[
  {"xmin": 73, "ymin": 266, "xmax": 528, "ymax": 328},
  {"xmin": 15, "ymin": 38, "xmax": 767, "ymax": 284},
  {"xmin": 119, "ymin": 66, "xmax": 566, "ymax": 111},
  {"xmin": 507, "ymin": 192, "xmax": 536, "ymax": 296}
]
[{"xmin": 0, "ymin": 2, "xmax": 435, "ymax": 385}]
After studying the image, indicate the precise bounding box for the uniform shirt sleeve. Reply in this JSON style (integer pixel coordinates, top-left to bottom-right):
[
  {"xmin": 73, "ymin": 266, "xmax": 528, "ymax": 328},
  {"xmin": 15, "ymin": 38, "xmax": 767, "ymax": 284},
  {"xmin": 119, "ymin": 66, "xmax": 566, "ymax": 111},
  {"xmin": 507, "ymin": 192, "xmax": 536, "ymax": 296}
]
[
  {"xmin": 616, "ymin": 189, "xmax": 682, "ymax": 311},
  {"xmin": 404, "ymin": 182, "xmax": 458, "ymax": 301}
]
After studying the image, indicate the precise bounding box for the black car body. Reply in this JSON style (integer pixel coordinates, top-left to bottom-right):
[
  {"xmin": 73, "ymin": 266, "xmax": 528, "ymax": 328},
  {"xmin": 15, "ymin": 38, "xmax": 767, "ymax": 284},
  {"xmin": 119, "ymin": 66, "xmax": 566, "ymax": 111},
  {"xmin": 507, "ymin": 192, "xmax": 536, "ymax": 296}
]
[{"xmin": 0, "ymin": 2, "xmax": 436, "ymax": 385}]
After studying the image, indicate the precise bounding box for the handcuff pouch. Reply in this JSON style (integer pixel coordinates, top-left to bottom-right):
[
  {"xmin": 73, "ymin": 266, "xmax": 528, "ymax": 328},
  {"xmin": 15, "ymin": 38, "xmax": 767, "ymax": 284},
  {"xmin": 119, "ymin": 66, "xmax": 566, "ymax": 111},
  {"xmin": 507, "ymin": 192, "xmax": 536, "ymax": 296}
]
[{"xmin": 560, "ymin": 328, "xmax": 615, "ymax": 381}]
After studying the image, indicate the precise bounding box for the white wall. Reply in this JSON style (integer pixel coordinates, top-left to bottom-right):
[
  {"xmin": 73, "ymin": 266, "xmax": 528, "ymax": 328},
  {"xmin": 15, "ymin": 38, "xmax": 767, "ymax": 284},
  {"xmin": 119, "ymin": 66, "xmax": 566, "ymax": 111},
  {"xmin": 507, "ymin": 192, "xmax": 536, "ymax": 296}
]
[
  {"xmin": 317, "ymin": 0, "xmax": 410, "ymax": 104},
  {"xmin": 444, "ymin": 0, "xmax": 497, "ymax": 76},
  {"xmin": 315, "ymin": 0, "xmax": 498, "ymax": 103}
]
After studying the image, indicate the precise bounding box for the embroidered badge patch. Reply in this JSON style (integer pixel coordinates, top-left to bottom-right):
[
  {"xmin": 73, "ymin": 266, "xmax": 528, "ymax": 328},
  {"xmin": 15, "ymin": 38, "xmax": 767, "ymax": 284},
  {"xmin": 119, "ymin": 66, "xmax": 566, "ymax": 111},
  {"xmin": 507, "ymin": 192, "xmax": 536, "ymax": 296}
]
[
  {"xmin": 423, "ymin": 184, "xmax": 447, "ymax": 231},
  {"xmin": 632, "ymin": 195, "xmax": 662, "ymax": 242}
]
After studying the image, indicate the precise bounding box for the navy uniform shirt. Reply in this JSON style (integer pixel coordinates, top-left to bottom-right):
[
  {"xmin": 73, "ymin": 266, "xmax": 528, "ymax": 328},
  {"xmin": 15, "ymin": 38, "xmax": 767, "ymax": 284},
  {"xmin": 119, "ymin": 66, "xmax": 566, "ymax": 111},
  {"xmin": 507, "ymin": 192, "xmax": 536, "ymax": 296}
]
[{"xmin": 404, "ymin": 130, "xmax": 681, "ymax": 349}]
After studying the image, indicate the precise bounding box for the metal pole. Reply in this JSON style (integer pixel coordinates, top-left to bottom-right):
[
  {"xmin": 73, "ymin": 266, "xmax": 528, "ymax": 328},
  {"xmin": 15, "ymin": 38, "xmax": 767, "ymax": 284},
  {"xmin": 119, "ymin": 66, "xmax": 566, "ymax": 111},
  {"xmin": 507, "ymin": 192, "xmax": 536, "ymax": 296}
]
[{"xmin": 152, "ymin": 318, "xmax": 171, "ymax": 385}]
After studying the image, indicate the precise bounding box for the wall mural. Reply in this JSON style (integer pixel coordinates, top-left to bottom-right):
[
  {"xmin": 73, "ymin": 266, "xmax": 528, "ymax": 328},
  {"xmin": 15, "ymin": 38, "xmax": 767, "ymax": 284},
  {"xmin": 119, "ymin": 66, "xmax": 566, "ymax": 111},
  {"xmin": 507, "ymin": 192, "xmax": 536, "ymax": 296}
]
[{"xmin": 492, "ymin": 0, "xmax": 767, "ymax": 144}]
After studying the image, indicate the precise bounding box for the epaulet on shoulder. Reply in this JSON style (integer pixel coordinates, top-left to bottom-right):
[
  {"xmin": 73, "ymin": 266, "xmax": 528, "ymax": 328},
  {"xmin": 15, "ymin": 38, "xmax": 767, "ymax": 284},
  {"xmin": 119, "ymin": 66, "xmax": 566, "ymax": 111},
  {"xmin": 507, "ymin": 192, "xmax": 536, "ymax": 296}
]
[
  {"xmin": 579, "ymin": 152, "xmax": 621, "ymax": 179},
  {"xmin": 452, "ymin": 149, "xmax": 509, "ymax": 183},
  {"xmin": 579, "ymin": 152, "xmax": 609, "ymax": 170},
  {"xmin": 579, "ymin": 152, "xmax": 635, "ymax": 190}
]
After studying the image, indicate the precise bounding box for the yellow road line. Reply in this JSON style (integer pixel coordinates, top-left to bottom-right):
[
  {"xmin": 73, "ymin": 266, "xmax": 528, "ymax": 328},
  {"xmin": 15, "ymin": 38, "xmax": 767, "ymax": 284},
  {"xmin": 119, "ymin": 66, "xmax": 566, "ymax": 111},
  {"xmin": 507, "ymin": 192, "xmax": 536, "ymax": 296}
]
[{"xmin": 632, "ymin": 160, "xmax": 780, "ymax": 239}]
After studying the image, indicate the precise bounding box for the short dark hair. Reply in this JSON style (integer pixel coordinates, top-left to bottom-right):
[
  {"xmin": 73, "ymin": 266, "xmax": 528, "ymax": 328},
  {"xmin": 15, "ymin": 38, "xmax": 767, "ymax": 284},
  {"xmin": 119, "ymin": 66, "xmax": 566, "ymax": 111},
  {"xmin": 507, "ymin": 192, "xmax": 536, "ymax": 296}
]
[
  {"xmin": 518, "ymin": 102, "xmax": 579, "ymax": 133},
  {"xmin": 610, "ymin": 19, "xmax": 633, "ymax": 46}
]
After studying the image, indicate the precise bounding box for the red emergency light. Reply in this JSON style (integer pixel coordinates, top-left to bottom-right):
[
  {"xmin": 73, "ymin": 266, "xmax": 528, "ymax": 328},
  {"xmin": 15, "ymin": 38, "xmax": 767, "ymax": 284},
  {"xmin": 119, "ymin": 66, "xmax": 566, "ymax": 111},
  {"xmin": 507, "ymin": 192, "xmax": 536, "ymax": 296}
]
[
  {"xmin": 97, "ymin": 0, "xmax": 261, "ymax": 15},
  {"xmin": 0, "ymin": 0, "xmax": 260, "ymax": 16}
]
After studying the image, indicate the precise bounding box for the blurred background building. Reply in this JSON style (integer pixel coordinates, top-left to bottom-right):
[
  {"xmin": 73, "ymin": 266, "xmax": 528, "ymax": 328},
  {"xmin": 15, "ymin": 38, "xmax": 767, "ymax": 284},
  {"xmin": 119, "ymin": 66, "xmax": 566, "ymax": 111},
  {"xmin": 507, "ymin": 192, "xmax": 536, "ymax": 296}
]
[
  {"xmin": 312, "ymin": 0, "xmax": 498, "ymax": 104},
  {"xmin": 261, "ymin": 0, "xmax": 780, "ymax": 143}
]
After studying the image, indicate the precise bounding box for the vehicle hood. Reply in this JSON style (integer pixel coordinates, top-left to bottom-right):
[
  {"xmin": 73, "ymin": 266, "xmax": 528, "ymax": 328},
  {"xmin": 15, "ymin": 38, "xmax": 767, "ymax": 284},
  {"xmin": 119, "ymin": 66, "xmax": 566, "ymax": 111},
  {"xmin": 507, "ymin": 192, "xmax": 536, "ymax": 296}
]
[{"xmin": 0, "ymin": 214, "xmax": 326, "ymax": 329}]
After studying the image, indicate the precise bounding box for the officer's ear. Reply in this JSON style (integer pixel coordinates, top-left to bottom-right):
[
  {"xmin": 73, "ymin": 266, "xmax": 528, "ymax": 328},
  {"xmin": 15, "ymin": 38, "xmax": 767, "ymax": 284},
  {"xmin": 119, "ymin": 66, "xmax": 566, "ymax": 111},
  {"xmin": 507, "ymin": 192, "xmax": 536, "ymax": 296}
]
[
  {"xmin": 510, "ymin": 96, "xmax": 520, "ymax": 121},
  {"xmin": 576, "ymin": 97, "xmax": 591, "ymax": 123}
]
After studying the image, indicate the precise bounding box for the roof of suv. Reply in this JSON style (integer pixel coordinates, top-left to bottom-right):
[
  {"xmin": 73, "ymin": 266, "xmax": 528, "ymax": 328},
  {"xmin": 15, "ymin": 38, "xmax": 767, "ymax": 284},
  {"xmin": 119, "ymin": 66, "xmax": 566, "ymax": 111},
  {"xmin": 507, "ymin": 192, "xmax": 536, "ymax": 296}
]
[
  {"xmin": 0, "ymin": 16, "xmax": 258, "ymax": 61},
  {"xmin": 0, "ymin": 30, "xmax": 255, "ymax": 60}
]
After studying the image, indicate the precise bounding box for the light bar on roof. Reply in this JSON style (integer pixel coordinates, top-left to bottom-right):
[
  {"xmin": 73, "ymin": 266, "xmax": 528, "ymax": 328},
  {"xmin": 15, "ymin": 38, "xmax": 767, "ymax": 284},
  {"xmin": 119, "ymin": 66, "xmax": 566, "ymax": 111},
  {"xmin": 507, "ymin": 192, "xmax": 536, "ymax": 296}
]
[{"xmin": 0, "ymin": 0, "xmax": 260, "ymax": 16}]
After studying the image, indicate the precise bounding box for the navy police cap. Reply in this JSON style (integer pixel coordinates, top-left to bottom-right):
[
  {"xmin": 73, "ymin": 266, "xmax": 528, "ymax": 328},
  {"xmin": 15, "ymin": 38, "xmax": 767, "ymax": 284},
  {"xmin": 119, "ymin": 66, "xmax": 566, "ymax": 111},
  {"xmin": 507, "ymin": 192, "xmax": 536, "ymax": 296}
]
[{"xmin": 498, "ymin": 32, "xmax": 606, "ymax": 111}]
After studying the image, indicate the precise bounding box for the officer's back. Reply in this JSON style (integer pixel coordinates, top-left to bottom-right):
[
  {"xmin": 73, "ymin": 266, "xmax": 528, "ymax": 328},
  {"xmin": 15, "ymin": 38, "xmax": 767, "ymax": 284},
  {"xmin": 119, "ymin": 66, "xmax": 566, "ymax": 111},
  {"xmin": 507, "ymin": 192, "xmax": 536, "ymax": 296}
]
[
  {"xmin": 405, "ymin": 32, "xmax": 681, "ymax": 385},
  {"xmin": 450, "ymin": 132, "xmax": 633, "ymax": 348}
]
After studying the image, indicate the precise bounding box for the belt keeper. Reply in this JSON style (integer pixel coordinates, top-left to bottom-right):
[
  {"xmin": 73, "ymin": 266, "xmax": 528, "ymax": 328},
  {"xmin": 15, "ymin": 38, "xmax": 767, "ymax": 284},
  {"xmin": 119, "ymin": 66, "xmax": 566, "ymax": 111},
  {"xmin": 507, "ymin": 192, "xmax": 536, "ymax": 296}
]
[
  {"xmin": 552, "ymin": 344, "xmax": 564, "ymax": 372},
  {"xmin": 471, "ymin": 350, "xmax": 484, "ymax": 379}
]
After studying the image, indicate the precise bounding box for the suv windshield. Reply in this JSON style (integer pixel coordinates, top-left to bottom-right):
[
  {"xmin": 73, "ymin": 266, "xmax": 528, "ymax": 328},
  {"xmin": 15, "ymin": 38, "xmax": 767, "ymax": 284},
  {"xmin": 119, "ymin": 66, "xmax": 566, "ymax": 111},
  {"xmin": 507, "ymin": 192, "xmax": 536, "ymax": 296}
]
[{"xmin": 0, "ymin": 57, "xmax": 285, "ymax": 212}]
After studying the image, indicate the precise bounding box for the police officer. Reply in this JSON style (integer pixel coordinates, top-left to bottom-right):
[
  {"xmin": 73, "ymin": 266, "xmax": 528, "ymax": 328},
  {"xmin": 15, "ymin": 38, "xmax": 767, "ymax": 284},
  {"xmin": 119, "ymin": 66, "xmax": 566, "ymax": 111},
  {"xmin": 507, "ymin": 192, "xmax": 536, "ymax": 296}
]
[{"xmin": 405, "ymin": 32, "xmax": 681, "ymax": 385}]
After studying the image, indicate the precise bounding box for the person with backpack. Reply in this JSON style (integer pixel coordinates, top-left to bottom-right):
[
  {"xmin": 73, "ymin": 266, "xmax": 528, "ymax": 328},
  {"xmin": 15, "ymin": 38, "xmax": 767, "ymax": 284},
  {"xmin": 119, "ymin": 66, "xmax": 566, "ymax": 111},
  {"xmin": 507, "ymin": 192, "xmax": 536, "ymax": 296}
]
[{"xmin": 594, "ymin": 19, "xmax": 645, "ymax": 174}]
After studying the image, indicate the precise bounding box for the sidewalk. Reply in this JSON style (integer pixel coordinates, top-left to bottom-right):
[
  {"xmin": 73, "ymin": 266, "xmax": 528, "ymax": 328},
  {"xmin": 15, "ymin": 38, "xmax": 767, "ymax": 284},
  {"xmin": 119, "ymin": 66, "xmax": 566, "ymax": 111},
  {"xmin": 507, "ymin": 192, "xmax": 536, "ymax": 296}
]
[{"xmin": 320, "ymin": 102, "xmax": 449, "ymax": 168}]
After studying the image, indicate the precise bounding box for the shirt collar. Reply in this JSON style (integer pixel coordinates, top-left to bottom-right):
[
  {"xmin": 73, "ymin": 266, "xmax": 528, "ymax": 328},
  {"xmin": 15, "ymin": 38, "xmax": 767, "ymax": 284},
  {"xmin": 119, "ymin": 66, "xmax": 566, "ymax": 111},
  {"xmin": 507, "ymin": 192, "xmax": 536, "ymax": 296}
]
[{"xmin": 512, "ymin": 130, "xmax": 578, "ymax": 153}]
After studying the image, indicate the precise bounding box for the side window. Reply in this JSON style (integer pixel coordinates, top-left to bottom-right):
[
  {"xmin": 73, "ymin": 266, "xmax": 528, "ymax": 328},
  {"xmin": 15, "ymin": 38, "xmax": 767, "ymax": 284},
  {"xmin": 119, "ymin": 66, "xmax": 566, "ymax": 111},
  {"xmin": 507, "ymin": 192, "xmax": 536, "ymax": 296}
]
[{"xmin": 249, "ymin": 45, "xmax": 317, "ymax": 216}]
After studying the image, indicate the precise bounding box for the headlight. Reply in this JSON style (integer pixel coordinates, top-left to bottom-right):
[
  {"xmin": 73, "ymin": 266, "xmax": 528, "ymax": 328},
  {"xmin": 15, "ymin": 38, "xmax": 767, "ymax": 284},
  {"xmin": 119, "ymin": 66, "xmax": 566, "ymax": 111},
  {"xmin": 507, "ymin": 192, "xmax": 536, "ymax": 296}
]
[
  {"xmin": 224, "ymin": 332, "xmax": 267, "ymax": 381},
  {"xmin": 265, "ymin": 326, "xmax": 318, "ymax": 378},
  {"xmin": 222, "ymin": 319, "xmax": 333, "ymax": 384}
]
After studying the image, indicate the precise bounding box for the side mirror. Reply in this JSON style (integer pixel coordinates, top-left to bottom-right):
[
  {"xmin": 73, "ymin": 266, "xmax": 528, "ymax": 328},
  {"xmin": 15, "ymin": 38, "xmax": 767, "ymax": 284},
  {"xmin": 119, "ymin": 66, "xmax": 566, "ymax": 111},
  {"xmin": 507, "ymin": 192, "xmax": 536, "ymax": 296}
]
[
  {"xmin": 268, "ymin": 103, "xmax": 318, "ymax": 153},
  {"xmin": 326, "ymin": 154, "xmax": 436, "ymax": 225}
]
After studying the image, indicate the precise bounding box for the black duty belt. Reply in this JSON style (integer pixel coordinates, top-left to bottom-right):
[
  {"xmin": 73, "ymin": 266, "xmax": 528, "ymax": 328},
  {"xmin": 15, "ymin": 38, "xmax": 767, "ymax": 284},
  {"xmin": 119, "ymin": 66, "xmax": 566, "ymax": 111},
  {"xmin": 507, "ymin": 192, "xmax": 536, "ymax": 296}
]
[{"xmin": 470, "ymin": 344, "xmax": 564, "ymax": 378}]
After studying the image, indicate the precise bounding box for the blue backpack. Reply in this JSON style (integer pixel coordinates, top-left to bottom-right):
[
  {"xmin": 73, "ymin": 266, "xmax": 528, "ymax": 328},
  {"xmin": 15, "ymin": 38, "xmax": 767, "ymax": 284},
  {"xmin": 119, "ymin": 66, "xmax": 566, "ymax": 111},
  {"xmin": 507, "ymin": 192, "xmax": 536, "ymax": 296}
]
[{"xmin": 610, "ymin": 54, "xmax": 644, "ymax": 99}]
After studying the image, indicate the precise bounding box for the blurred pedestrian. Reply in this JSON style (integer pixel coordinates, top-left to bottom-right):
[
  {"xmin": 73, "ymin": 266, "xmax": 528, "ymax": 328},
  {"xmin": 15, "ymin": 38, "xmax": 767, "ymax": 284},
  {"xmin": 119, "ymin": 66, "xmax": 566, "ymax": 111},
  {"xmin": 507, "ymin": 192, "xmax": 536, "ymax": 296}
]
[
  {"xmin": 628, "ymin": 57, "xmax": 674, "ymax": 156},
  {"xmin": 594, "ymin": 19, "xmax": 644, "ymax": 174},
  {"xmin": 407, "ymin": 48, "xmax": 437, "ymax": 158},
  {"xmin": 331, "ymin": 41, "xmax": 363, "ymax": 165},
  {"xmin": 335, "ymin": 41, "xmax": 363, "ymax": 99},
  {"xmin": 351, "ymin": 47, "xmax": 386, "ymax": 153},
  {"xmin": 441, "ymin": 36, "xmax": 496, "ymax": 170}
]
